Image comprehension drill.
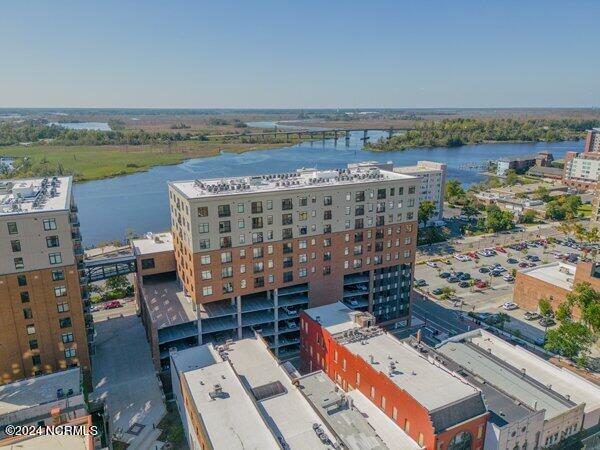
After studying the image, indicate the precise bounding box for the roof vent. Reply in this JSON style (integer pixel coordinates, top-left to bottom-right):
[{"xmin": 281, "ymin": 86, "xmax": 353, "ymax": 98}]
[{"xmin": 209, "ymin": 384, "xmax": 226, "ymax": 400}]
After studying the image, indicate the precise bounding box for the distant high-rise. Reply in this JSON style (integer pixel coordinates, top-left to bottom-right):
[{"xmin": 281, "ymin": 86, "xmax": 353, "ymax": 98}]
[
  {"xmin": 584, "ymin": 128, "xmax": 600, "ymax": 154},
  {"xmin": 0, "ymin": 177, "xmax": 91, "ymax": 384}
]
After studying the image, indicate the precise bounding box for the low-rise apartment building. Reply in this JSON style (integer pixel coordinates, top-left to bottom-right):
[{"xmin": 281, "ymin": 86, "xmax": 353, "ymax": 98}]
[
  {"xmin": 170, "ymin": 337, "xmax": 419, "ymax": 450},
  {"xmin": 164, "ymin": 166, "xmax": 419, "ymax": 361},
  {"xmin": 563, "ymin": 151, "xmax": 600, "ymax": 190},
  {"xmin": 513, "ymin": 261, "xmax": 600, "ymax": 321},
  {"xmin": 0, "ymin": 177, "xmax": 91, "ymax": 385},
  {"xmin": 300, "ymin": 302, "xmax": 489, "ymax": 450},
  {"xmin": 437, "ymin": 329, "xmax": 600, "ymax": 448}
]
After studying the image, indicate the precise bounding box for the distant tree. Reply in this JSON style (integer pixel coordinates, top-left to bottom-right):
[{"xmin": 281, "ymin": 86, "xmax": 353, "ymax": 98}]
[
  {"xmin": 418, "ymin": 200, "xmax": 436, "ymax": 227},
  {"xmin": 439, "ymin": 287, "xmax": 456, "ymax": 301},
  {"xmin": 505, "ymin": 170, "xmax": 520, "ymax": 186},
  {"xmin": 566, "ymin": 282, "xmax": 600, "ymax": 332},
  {"xmin": 461, "ymin": 201, "xmax": 480, "ymax": 221},
  {"xmin": 484, "ymin": 205, "xmax": 514, "ymax": 232},
  {"xmin": 445, "ymin": 179, "xmax": 464, "ymax": 204},
  {"xmin": 545, "ymin": 321, "xmax": 594, "ymax": 358},
  {"xmin": 533, "ymin": 185, "xmax": 551, "ymax": 202},
  {"xmin": 555, "ymin": 302, "xmax": 572, "ymax": 322},
  {"xmin": 105, "ymin": 275, "xmax": 130, "ymax": 291},
  {"xmin": 520, "ymin": 210, "xmax": 537, "ymax": 224}
]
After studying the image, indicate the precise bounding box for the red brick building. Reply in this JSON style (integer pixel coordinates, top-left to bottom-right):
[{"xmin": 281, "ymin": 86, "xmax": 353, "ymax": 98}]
[{"xmin": 300, "ymin": 302, "xmax": 489, "ymax": 450}]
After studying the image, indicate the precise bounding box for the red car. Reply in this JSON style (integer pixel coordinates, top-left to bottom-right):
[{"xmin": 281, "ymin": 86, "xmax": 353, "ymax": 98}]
[
  {"xmin": 104, "ymin": 300, "xmax": 123, "ymax": 310},
  {"xmin": 467, "ymin": 252, "xmax": 479, "ymax": 260},
  {"xmin": 475, "ymin": 280, "xmax": 488, "ymax": 289},
  {"xmin": 495, "ymin": 246, "xmax": 506, "ymax": 253}
]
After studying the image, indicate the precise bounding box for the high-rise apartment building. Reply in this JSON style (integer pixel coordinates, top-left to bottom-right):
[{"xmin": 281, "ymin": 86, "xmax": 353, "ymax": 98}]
[
  {"xmin": 166, "ymin": 166, "xmax": 419, "ymax": 359},
  {"xmin": 0, "ymin": 177, "xmax": 91, "ymax": 384},
  {"xmin": 584, "ymin": 128, "xmax": 600, "ymax": 154}
]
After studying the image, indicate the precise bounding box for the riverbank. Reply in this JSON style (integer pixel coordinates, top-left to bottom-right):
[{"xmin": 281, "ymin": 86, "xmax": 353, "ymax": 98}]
[{"xmin": 0, "ymin": 139, "xmax": 298, "ymax": 182}]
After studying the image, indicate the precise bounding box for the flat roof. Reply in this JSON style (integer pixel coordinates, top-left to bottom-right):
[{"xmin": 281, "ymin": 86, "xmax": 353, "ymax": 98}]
[
  {"xmin": 226, "ymin": 339, "xmax": 336, "ymax": 449},
  {"xmin": 183, "ymin": 361, "xmax": 281, "ymax": 450},
  {"xmin": 0, "ymin": 433, "xmax": 89, "ymax": 449},
  {"xmin": 132, "ymin": 232, "xmax": 173, "ymax": 256},
  {"xmin": 344, "ymin": 332, "xmax": 481, "ymax": 411},
  {"xmin": 450, "ymin": 330, "xmax": 600, "ymax": 416},
  {"xmin": 170, "ymin": 344, "xmax": 219, "ymax": 376},
  {"xmin": 302, "ymin": 302, "xmax": 362, "ymax": 335},
  {"xmin": 170, "ymin": 166, "xmax": 416, "ymax": 199},
  {"xmin": 296, "ymin": 371, "xmax": 389, "ymax": 450},
  {"xmin": 141, "ymin": 278, "xmax": 196, "ymax": 329},
  {"xmin": 520, "ymin": 262, "xmax": 575, "ymax": 290},
  {"xmin": 0, "ymin": 368, "xmax": 81, "ymax": 417},
  {"xmin": 0, "ymin": 177, "xmax": 71, "ymax": 216},
  {"xmin": 437, "ymin": 331, "xmax": 581, "ymax": 420}
]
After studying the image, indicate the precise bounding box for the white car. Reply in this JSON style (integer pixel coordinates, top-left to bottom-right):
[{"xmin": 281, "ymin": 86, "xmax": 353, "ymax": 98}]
[
  {"xmin": 503, "ymin": 275, "xmax": 514, "ymax": 282},
  {"xmin": 502, "ymin": 302, "xmax": 518, "ymax": 310},
  {"xmin": 426, "ymin": 261, "xmax": 438, "ymax": 268},
  {"xmin": 454, "ymin": 254, "xmax": 470, "ymax": 262}
]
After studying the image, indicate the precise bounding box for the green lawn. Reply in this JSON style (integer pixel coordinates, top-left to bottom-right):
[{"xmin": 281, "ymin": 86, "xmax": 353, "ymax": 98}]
[{"xmin": 578, "ymin": 204, "xmax": 592, "ymax": 217}]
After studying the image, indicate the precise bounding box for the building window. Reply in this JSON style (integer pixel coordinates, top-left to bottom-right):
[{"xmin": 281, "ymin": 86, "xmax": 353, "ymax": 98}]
[
  {"xmin": 20, "ymin": 291, "xmax": 30, "ymax": 303},
  {"xmin": 252, "ymin": 217, "xmax": 263, "ymax": 229},
  {"xmin": 26, "ymin": 324, "xmax": 36, "ymax": 335},
  {"xmin": 59, "ymin": 317, "xmax": 72, "ymax": 328},
  {"xmin": 282, "ymin": 198, "xmax": 293, "ymax": 210},
  {"xmin": 323, "ymin": 210, "xmax": 332, "ymax": 220},
  {"xmin": 23, "ymin": 308, "xmax": 33, "ymax": 320},
  {"xmin": 49, "ymin": 253, "xmax": 62, "ymax": 265},
  {"xmin": 197, "ymin": 206, "xmax": 208, "ymax": 217},
  {"xmin": 54, "ymin": 285, "xmax": 67, "ymax": 297},
  {"xmin": 11, "ymin": 240, "xmax": 21, "ymax": 252},
  {"xmin": 140, "ymin": 258, "xmax": 155, "ymax": 270},
  {"xmin": 202, "ymin": 286, "xmax": 213, "ymax": 296},
  {"xmin": 283, "ymin": 271, "xmax": 293, "ymax": 283},
  {"xmin": 14, "ymin": 257, "xmax": 24, "ymax": 269},
  {"xmin": 356, "ymin": 372, "xmax": 360, "ymax": 386},
  {"xmin": 237, "ymin": 203, "xmax": 245, "ymax": 213},
  {"xmin": 381, "ymin": 396, "xmax": 386, "ymax": 410},
  {"xmin": 251, "ymin": 201, "xmax": 263, "ymax": 214},
  {"xmin": 448, "ymin": 431, "xmax": 472, "ymax": 450},
  {"xmin": 7, "ymin": 222, "xmax": 18, "ymax": 234},
  {"xmin": 220, "ymin": 236, "xmax": 232, "ymax": 248},
  {"xmin": 392, "ymin": 407, "xmax": 398, "ymax": 421},
  {"xmin": 221, "ymin": 252, "xmax": 232, "ymax": 263},
  {"xmin": 201, "ymin": 270, "xmax": 212, "ymax": 280},
  {"xmin": 408, "ymin": 186, "xmax": 416, "ymax": 194},
  {"xmin": 323, "ymin": 196, "xmax": 332, "ymax": 206},
  {"xmin": 198, "ymin": 223, "xmax": 210, "ymax": 233},
  {"xmin": 222, "ymin": 267, "xmax": 233, "ymax": 278},
  {"xmin": 404, "ymin": 419, "xmax": 410, "ymax": 433},
  {"xmin": 218, "ymin": 204, "xmax": 231, "ymax": 217},
  {"xmin": 201, "ymin": 255, "xmax": 211, "ymax": 264},
  {"xmin": 299, "ymin": 254, "xmax": 307, "ymax": 263},
  {"xmin": 46, "ymin": 236, "xmax": 60, "ymax": 248},
  {"xmin": 17, "ymin": 275, "xmax": 27, "ymax": 286},
  {"xmin": 254, "ymin": 276, "xmax": 265, "ymax": 288},
  {"xmin": 370, "ymin": 386, "xmax": 375, "ymax": 399},
  {"xmin": 323, "ymin": 239, "xmax": 331, "ymax": 247},
  {"xmin": 52, "ymin": 269, "xmax": 65, "ymax": 281},
  {"xmin": 418, "ymin": 433, "xmax": 424, "ymax": 447},
  {"xmin": 253, "ymin": 247, "xmax": 264, "ymax": 258},
  {"xmin": 57, "ymin": 302, "xmax": 70, "ymax": 313},
  {"xmin": 199, "ymin": 239, "xmax": 210, "ymax": 249},
  {"xmin": 219, "ymin": 220, "xmax": 231, "ymax": 234},
  {"xmin": 32, "ymin": 355, "xmax": 41, "ymax": 366},
  {"xmin": 64, "ymin": 348, "xmax": 77, "ymax": 358},
  {"xmin": 29, "ymin": 339, "xmax": 38, "ymax": 350},
  {"xmin": 222, "ymin": 282, "xmax": 233, "ymax": 294},
  {"xmin": 282, "ymin": 228, "xmax": 293, "ymax": 240},
  {"xmin": 377, "ymin": 188, "xmax": 386, "ymax": 199},
  {"xmin": 299, "ymin": 240, "xmax": 307, "ymax": 249},
  {"xmin": 323, "ymin": 266, "xmax": 331, "ymax": 275},
  {"xmin": 299, "ymin": 268, "xmax": 307, "ymax": 277}
]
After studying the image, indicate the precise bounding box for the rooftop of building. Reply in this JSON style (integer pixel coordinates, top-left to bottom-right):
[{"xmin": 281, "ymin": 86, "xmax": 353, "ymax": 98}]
[
  {"xmin": 527, "ymin": 166, "xmax": 564, "ymax": 177},
  {"xmin": 0, "ymin": 176, "xmax": 72, "ymax": 216},
  {"xmin": 394, "ymin": 160, "xmax": 447, "ymax": 173},
  {"xmin": 519, "ymin": 262, "xmax": 575, "ymax": 290},
  {"xmin": 302, "ymin": 302, "xmax": 363, "ymax": 335},
  {"xmin": 170, "ymin": 166, "xmax": 416, "ymax": 199},
  {"xmin": 436, "ymin": 330, "xmax": 600, "ymax": 419},
  {"xmin": 0, "ymin": 433, "xmax": 89, "ymax": 450},
  {"xmin": 132, "ymin": 232, "xmax": 173, "ymax": 256},
  {"xmin": 170, "ymin": 343, "xmax": 219, "ymax": 375},
  {"xmin": 296, "ymin": 371, "xmax": 390, "ymax": 450},
  {"xmin": 183, "ymin": 361, "xmax": 282, "ymax": 450},
  {"xmin": 141, "ymin": 278, "xmax": 196, "ymax": 330},
  {"xmin": 0, "ymin": 368, "xmax": 81, "ymax": 417},
  {"xmin": 225, "ymin": 338, "xmax": 336, "ymax": 449}
]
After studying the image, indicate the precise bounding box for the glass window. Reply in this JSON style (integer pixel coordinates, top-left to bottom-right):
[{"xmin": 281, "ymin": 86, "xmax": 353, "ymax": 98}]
[
  {"xmin": 62, "ymin": 332, "xmax": 74, "ymax": 343},
  {"xmin": 201, "ymin": 270, "xmax": 212, "ymax": 280},
  {"xmin": 17, "ymin": 275, "xmax": 27, "ymax": 286},
  {"xmin": 221, "ymin": 252, "xmax": 232, "ymax": 263},
  {"xmin": 199, "ymin": 239, "xmax": 210, "ymax": 249},
  {"xmin": 48, "ymin": 253, "xmax": 62, "ymax": 265},
  {"xmin": 282, "ymin": 198, "xmax": 293, "ymax": 210},
  {"xmin": 20, "ymin": 291, "xmax": 30, "ymax": 303},
  {"xmin": 46, "ymin": 236, "xmax": 60, "ymax": 248},
  {"xmin": 198, "ymin": 223, "xmax": 209, "ymax": 233},
  {"xmin": 11, "ymin": 240, "xmax": 21, "ymax": 252},
  {"xmin": 201, "ymin": 255, "xmax": 211, "ymax": 264},
  {"xmin": 23, "ymin": 308, "xmax": 33, "ymax": 319},
  {"xmin": 202, "ymin": 286, "xmax": 213, "ymax": 296},
  {"xmin": 197, "ymin": 206, "xmax": 208, "ymax": 217},
  {"xmin": 54, "ymin": 285, "xmax": 67, "ymax": 297},
  {"xmin": 14, "ymin": 257, "xmax": 24, "ymax": 269},
  {"xmin": 8, "ymin": 222, "xmax": 18, "ymax": 234},
  {"xmin": 251, "ymin": 201, "xmax": 263, "ymax": 214},
  {"xmin": 237, "ymin": 203, "xmax": 244, "ymax": 213},
  {"xmin": 59, "ymin": 317, "xmax": 72, "ymax": 328},
  {"xmin": 57, "ymin": 302, "xmax": 70, "ymax": 313},
  {"xmin": 64, "ymin": 348, "xmax": 76, "ymax": 358},
  {"xmin": 141, "ymin": 258, "xmax": 155, "ymax": 269},
  {"xmin": 26, "ymin": 324, "xmax": 36, "ymax": 335},
  {"xmin": 324, "ymin": 196, "xmax": 332, "ymax": 206},
  {"xmin": 29, "ymin": 339, "xmax": 38, "ymax": 350},
  {"xmin": 218, "ymin": 204, "xmax": 231, "ymax": 217}
]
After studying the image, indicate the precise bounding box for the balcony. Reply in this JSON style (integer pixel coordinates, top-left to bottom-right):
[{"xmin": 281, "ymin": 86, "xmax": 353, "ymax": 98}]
[
  {"xmin": 74, "ymin": 246, "xmax": 84, "ymax": 256},
  {"xmin": 71, "ymin": 230, "xmax": 82, "ymax": 241},
  {"xmin": 69, "ymin": 215, "xmax": 80, "ymax": 227},
  {"xmin": 70, "ymin": 204, "xmax": 78, "ymax": 213}
]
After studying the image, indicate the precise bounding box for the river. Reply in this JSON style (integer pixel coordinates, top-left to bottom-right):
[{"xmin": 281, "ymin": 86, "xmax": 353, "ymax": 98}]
[{"xmin": 73, "ymin": 131, "xmax": 583, "ymax": 246}]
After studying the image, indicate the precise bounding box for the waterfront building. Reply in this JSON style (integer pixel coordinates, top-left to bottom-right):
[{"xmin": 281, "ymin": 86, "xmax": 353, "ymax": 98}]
[
  {"xmin": 161, "ymin": 165, "xmax": 419, "ymax": 363},
  {"xmin": 563, "ymin": 133, "xmax": 600, "ymax": 189},
  {"xmin": 437, "ymin": 329, "xmax": 600, "ymax": 448},
  {"xmin": 300, "ymin": 302, "xmax": 489, "ymax": 450},
  {"xmin": 584, "ymin": 128, "xmax": 600, "ymax": 154},
  {"xmin": 0, "ymin": 177, "xmax": 91, "ymax": 385}
]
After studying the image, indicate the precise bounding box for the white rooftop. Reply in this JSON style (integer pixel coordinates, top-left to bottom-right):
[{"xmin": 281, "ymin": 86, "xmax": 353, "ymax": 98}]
[
  {"xmin": 521, "ymin": 262, "xmax": 575, "ymax": 290},
  {"xmin": 170, "ymin": 344, "xmax": 219, "ymax": 375},
  {"xmin": 170, "ymin": 166, "xmax": 415, "ymax": 199},
  {"xmin": 183, "ymin": 361, "xmax": 281, "ymax": 450},
  {"xmin": 0, "ymin": 368, "xmax": 81, "ymax": 417},
  {"xmin": 132, "ymin": 232, "xmax": 173, "ymax": 256},
  {"xmin": 344, "ymin": 332, "xmax": 481, "ymax": 411},
  {"xmin": 0, "ymin": 433, "xmax": 89, "ymax": 449},
  {"xmin": 0, "ymin": 177, "xmax": 71, "ymax": 215},
  {"xmin": 226, "ymin": 339, "xmax": 335, "ymax": 449},
  {"xmin": 303, "ymin": 302, "xmax": 363, "ymax": 335}
]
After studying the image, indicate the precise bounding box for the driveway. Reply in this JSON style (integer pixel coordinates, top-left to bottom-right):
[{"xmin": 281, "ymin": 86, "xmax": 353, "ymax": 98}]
[{"xmin": 91, "ymin": 312, "xmax": 166, "ymax": 449}]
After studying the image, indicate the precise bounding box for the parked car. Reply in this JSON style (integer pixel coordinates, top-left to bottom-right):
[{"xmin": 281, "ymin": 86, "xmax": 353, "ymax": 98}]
[
  {"xmin": 458, "ymin": 273, "xmax": 471, "ymax": 281},
  {"xmin": 454, "ymin": 254, "xmax": 470, "ymax": 262},
  {"xmin": 475, "ymin": 280, "xmax": 488, "ymax": 289},
  {"xmin": 502, "ymin": 302, "xmax": 518, "ymax": 310},
  {"xmin": 524, "ymin": 311, "xmax": 541, "ymax": 321},
  {"xmin": 426, "ymin": 261, "xmax": 438, "ymax": 268},
  {"xmin": 439, "ymin": 272, "xmax": 451, "ymax": 279},
  {"xmin": 490, "ymin": 270, "xmax": 503, "ymax": 277},
  {"xmin": 526, "ymin": 255, "xmax": 540, "ymax": 262},
  {"xmin": 104, "ymin": 300, "xmax": 123, "ymax": 310},
  {"xmin": 467, "ymin": 252, "xmax": 479, "ymax": 260},
  {"xmin": 458, "ymin": 281, "xmax": 470, "ymax": 288},
  {"xmin": 432, "ymin": 288, "xmax": 444, "ymax": 295},
  {"xmin": 478, "ymin": 267, "xmax": 490, "ymax": 273},
  {"xmin": 507, "ymin": 258, "xmax": 518, "ymax": 264},
  {"xmin": 91, "ymin": 305, "xmax": 100, "ymax": 312},
  {"xmin": 414, "ymin": 279, "xmax": 427, "ymax": 287},
  {"xmin": 539, "ymin": 317, "xmax": 556, "ymax": 327},
  {"xmin": 495, "ymin": 246, "xmax": 506, "ymax": 253},
  {"xmin": 503, "ymin": 275, "xmax": 514, "ymax": 282},
  {"xmin": 447, "ymin": 276, "xmax": 459, "ymax": 283},
  {"xmin": 518, "ymin": 262, "xmax": 529, "ymax": 268}
]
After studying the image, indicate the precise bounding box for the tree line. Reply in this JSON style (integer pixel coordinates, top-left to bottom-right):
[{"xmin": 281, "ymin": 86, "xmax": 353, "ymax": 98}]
[{"xmin": 366, "ymin": 118, "xmax": 600, "ymax": 151}]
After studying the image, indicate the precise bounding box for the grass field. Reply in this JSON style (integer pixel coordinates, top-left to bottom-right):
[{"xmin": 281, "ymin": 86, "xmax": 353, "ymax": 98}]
[
  {"xmin": 0, "ymin": 140, "xmax": 292, "ymax": 181},
  {"xmin": 578, "ymin": 203, "xmax": 592, "ymax": 217}
]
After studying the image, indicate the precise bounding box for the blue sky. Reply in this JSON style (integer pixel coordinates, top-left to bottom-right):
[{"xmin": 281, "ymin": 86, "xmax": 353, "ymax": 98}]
[{"xmin": 1, "ymin": 0, "xmax": 599, "ymax": 108}]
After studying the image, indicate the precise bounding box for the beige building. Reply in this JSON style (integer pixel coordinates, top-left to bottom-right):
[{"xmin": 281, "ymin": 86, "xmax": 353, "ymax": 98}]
[
  {"xmin": 157, "ymin": 166, "xmax": 419, "ymax": 364},
  {"xmin": 0, "ymin": 177, "xmax": 90, "ymax": 385}
]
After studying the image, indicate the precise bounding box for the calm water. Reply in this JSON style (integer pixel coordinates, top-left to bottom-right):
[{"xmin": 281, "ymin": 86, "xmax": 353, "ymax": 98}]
[
  {"xmin": 50, "ymin": 122, "xmax": 111, "ymax": 131},
  {"xmin": 74, "ymin": 132, "xmax": 583, "ymax": 246}
]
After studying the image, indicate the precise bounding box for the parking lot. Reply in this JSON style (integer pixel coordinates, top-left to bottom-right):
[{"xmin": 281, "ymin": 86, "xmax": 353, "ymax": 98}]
[{"xmin": 414, "ymin": 237, "xmax": 588, "ymax": 341}]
